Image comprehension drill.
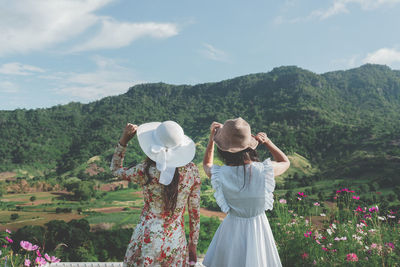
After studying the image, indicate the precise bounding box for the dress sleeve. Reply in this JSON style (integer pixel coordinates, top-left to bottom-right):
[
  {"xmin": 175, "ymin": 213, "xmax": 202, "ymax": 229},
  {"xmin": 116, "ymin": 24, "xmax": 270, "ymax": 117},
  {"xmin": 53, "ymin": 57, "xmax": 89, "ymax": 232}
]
[
  {"xmin": 187, "ymin": 163, "xmax": 201, "ymax": 246},
  {"xmin": 262, "ymin": 158, "xmax": 275, "ymax": 211},
  {"xmin": 210, "ymin": 165, "xmax": 230, "ymax": 213},
  {"xmin": 110, "ymin": 143, "xmax": 144, "ymax": 184}
]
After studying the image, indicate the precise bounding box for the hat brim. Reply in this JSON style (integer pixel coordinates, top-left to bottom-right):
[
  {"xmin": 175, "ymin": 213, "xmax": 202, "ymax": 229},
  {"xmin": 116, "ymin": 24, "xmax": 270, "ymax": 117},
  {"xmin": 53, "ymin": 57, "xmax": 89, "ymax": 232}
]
[
  {"xmin": 137, "ymin": 122, "xmax": 196, "ymax": 167},
  {"xmin": 214, "ymin": 130, "xmax": 258, "ymax": 153}
]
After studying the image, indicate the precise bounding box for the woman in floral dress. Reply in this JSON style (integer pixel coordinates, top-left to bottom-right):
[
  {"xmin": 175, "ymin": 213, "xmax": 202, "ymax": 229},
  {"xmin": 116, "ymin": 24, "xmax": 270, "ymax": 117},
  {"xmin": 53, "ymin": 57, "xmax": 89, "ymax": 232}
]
[{"xmin": 111, "ymin": 121, "xmax": 201, "ymax": 267}]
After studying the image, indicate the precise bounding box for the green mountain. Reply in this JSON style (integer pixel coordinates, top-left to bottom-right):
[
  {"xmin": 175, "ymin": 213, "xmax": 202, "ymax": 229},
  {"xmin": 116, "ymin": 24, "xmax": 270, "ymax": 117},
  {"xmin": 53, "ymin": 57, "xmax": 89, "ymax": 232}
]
[{"xmin": 1, "ymin": 64, "xmax": 400, "ymax": 188}]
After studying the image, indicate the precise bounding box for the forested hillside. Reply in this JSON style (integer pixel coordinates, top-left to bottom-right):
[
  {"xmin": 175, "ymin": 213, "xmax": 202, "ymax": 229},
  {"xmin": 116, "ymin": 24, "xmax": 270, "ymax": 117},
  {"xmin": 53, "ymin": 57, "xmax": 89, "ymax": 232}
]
[{"xmin": 1, "ymin": 64, "xmax": 400, "ymax": 185}]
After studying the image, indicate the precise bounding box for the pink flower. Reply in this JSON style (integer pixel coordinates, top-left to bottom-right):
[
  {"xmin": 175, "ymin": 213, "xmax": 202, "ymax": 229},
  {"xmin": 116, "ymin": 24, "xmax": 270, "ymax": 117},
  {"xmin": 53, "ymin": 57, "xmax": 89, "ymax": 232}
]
[
  {"xmin": 346, "ymin": 253, "xmax": 358, "ymax": 262},
  {"xmin": 20, "ymin": 241, "xmax": 39, "ymax": 251},
  {"xmin": 5, "ymin": 236, "xmax": 13, "ymax": 243},
  {"xmin": 304, "ymin": 231, "xmax": 312, "ymax": 237},
  {"xmin": 279, "ymin": 199, "xmax": 287, "ymax": 204},
  {"xmin": 355, "ymin": 206, "xmax": 363, "ymax": 212},
  {"xmin": 369, "ymin": 206, "xmax": 379, "ymax": 213},
  {"xmin": 352, "ymin": 196, "xmax": 360, "ymax": 200},
  {"xmin": 36, "ymin": 250, "xmax": 41, "ymax": 257},
  {"xmin": 313, "ymin": 202, "xmax": 320, "ymax": 206},
  {"xmin": 45, "ymin": 253, "xmax": 61, "ymax": 263},
  {"xmin": 5, "ymin": 229, "xmax": 12, "ymax": 234},
  {"xmin": 322, "ymin": 247, "xmax": 329, "ymax": 251},
  {"xmin": 385, "ymin": 242, "xmax": 395, "ymax": 249},
  {"xmin": 301, "ymin": 252, "xmax": 309, "ymax": 259},
  {"xmin": 298, "ymin": 192, "xmax": 307, "ymax": 197},
  {"xmin": 35, "ymin": 257, "xmax": 47, "ymax": 266},
  {"xmin": 24, "ymin": 259, "xmax": 31, "ymax": 267}
]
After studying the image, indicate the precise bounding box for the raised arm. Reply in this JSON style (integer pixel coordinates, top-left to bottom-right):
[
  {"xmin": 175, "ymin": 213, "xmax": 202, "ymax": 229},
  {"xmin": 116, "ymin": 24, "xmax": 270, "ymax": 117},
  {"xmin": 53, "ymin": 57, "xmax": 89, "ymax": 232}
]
[
  {"xmin": 187, "ymin": 163, "xmax": 201, "ymax": 265},
  {"xmin": 203, "ymin": 122, "xmax": 223, "ymax": 178},
  {"xmin": 255, "ymin": 132, "xmax": 290, "ymax": 177},
  {"xmin": 110, "ymin": 123, "xmax": 143, "ymax": 183}
]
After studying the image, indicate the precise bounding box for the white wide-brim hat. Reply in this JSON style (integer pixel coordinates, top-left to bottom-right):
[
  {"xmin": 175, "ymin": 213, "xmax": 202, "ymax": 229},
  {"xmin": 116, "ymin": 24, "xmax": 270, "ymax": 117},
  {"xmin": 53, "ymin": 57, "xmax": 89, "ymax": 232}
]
[{"xmin": 137, "ymin": 121, "xmax": 195, "ymax": 185}]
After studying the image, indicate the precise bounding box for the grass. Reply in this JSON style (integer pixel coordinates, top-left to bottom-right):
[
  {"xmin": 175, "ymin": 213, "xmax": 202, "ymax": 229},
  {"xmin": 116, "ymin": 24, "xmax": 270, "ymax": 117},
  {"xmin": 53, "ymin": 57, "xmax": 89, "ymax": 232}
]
[
  {"xmin": 0, "ymin": 210, "xmax": 84, "ymax": 231},
  {"xmin": 85, "ymin": 211, "xmax": 141, "ymax": 226},
  {"xmin": 278, "ymin": 152, "xmax": 318, "ymax": 183},
  {"xmin": 102, "ymin": 188, "xmax": 142, "ymax": 202}
]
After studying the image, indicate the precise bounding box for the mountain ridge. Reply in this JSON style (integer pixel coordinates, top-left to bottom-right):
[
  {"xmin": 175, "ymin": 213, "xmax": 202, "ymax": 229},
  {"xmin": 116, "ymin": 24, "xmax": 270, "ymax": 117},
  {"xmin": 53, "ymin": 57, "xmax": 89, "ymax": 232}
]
[{"xmin": 0, "ymin": 64, "xmax": 399, "ymax": 188}]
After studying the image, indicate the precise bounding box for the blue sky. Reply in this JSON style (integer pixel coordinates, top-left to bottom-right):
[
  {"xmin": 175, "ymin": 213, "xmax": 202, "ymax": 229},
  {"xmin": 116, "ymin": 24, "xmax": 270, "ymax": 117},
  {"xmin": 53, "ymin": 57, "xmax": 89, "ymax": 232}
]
[{"xmin": 1, "ymin": 0, "xmax": 400, "ymax": 110}]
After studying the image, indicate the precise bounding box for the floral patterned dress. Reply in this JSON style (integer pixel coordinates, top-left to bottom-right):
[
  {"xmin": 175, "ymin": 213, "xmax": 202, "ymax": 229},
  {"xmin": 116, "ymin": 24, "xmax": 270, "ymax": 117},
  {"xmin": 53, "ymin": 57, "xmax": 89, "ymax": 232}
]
[{"xmin": 110, "ymin": 144, "xmax": 201, "ymax": 267}]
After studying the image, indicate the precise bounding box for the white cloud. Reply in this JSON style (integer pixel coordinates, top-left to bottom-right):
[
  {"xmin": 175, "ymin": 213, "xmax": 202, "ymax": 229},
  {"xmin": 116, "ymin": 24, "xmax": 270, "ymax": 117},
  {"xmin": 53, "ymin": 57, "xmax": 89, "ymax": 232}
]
[
  {"xmin": 276, "ymin": 0, "xmax": 400, "ymax": 23},
  {"xmin": 0, "ymin": 0, "xmax": 111, "ymax": 55},
  {"xmin": 201, "ymin": 43, "xmax": 229, "ymax": 62},
  {"xmin": 313, "ymin": 0, "xmax": 400, "ymax": 19},
  {"xmin": 71, "ymin": 19, "xmax": 178, "ymax": 52},
  {"xmin": 363, "ymin": 48, "xmax": 400, "ymax": 65},
  {"xmin": 0, "ymin": 0, "xmax": 179, "ymax": 55},
  {"xmin": 0, "ymin": 62, "xmax": 45, "ymax": 75},
  {"xmin": 0, "ymin": 81, "xmax": 19, "ymax": 93},
  {"xmin": 47, "ymin": 56, "xmax": 144, "ymax": 100},
  {"xmin": 310, "ymin": 1, "xmax": 349, "ymax": 19}
]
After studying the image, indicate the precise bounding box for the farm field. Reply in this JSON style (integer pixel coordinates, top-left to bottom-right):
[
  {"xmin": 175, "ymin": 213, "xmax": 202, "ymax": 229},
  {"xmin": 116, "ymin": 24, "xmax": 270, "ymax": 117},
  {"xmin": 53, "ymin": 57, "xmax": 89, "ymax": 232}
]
[
  {"xmin": 0, "ymin": 186, "xmax": 225, "ymax": 232},
  {"xmin": 0, "ymin": 188, "xmax": 145, "ymax": 231}
]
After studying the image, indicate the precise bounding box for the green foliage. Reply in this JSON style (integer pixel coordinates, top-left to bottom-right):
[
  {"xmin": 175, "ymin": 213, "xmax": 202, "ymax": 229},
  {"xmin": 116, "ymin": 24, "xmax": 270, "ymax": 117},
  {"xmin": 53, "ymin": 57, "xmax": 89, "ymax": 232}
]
[
  {"xmin": 1, "ymin": 64, "xmax": 399, "ymax": 186},
  {"xmin": 9, "ymin": 219, "xmax": 133, "ymax": 262},
  {"xmin": 10, "ymin": 213, "xmax": 19, "ymax": 220},
  {"xmin": 272, "ymin": 189, "xmax": 400, "ymax": 266}
]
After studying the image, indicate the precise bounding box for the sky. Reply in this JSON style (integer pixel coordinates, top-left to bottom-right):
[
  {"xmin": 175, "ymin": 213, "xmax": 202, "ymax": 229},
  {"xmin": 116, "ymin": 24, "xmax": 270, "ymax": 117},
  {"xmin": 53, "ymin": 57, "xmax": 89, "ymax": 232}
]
[{"xmin": 1, "ymin": 0, "xmax": 400, "ymax": 110}]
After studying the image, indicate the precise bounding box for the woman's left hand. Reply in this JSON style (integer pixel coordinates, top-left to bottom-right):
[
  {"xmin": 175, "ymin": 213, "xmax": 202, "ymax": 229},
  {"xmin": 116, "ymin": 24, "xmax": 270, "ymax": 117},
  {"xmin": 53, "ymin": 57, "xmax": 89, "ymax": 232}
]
[{"xmin": 119, "ymin": 123, "xmax": 138, "ymax": 146}]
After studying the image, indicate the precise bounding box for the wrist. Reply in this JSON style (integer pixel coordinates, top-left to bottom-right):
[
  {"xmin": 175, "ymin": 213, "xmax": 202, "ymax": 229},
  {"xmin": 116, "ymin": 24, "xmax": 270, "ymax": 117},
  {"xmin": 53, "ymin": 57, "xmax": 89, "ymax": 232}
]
[
  {"xmin": 263, "ymin": 138, "xmax": 272, "ymax": 145},
  {"xmin": 119, "ymin": 138, "xmax": 128, "ymax": 147}
]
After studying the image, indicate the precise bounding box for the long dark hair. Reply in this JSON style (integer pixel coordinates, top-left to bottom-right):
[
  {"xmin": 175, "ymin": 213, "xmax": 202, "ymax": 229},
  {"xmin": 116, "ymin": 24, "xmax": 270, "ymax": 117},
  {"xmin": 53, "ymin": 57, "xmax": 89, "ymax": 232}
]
[
  {"xmin": 143, "ymin": 157, "xmax": 180, "ymax": 213},
  {"xmin": 217, "ymin": 147, "xmax": 260, "ymax": 189}
]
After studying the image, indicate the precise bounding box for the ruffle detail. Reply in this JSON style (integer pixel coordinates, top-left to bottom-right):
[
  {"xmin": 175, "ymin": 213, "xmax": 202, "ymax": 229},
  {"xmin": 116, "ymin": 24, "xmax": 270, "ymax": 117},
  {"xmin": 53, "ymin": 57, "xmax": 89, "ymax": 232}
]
[
  {"xmin": 262, "ymin": 158, "xmax": 275, "ymax": 211},
  {"xmin": 210, "ymin": 165, "xmax": 230, "ymax": 213}
]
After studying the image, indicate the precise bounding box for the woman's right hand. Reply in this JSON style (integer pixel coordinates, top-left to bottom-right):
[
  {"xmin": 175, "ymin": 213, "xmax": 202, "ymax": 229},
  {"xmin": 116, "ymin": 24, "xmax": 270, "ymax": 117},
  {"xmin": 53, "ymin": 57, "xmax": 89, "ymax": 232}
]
[
  {"xmin": 255, "ymin": 132, "xmax": 271, "ymax": 145},
  {"xmin": 210, "ymin": 122, "xmax": 223, "ymax": 139},
  {"xmin": 119, "ymin": 123, "xmax": 138, "ymax": 146}
]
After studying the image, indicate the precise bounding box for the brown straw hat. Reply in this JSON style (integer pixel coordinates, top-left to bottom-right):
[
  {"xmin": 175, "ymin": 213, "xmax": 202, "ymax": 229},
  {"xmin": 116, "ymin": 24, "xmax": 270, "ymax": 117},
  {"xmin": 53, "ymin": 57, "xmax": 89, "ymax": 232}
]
[{"xmin": 213, "ymin": 117, "xmax": 258, "ymax": 153}]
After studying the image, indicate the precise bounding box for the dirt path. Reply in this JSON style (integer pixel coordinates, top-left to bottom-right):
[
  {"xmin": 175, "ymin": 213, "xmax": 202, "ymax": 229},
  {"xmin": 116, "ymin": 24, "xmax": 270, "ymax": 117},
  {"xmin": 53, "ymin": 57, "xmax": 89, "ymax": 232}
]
[
  {"xmin": 200, "ymin": 208, "xmax": 226, "ymax": 220},
  {"xmin": 0, "ymin": 171, "xmax": 16, "ymax": 181}
]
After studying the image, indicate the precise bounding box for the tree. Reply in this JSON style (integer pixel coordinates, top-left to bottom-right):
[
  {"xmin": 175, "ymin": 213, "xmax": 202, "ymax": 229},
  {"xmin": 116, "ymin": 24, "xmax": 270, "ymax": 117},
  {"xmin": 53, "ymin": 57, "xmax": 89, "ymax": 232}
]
[{"xmin": 10, "ymin": 213, "xmax": 19, "ymax": 220}]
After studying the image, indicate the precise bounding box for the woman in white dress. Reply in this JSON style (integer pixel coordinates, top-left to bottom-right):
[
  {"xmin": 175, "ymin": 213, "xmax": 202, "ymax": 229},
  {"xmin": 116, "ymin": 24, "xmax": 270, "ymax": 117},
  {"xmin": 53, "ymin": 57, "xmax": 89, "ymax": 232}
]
[{"xmin": 202, "ymin": 118, "xmax": 290, "ymax": 267}]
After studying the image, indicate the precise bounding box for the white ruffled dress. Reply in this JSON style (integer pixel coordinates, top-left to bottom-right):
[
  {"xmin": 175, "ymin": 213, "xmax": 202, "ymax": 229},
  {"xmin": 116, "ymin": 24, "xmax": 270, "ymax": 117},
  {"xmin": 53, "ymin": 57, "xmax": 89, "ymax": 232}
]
[{"xmin": 202, "ymin": 159, "xmax": 282, "ymax": 267}]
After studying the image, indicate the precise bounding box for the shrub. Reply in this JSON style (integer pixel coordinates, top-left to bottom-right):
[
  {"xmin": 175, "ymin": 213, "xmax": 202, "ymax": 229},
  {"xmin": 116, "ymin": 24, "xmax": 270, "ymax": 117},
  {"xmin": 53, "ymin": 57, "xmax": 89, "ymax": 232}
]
[{"xmin": 10, "ymin": 213, "xmax": 19, "ymax": 220}]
